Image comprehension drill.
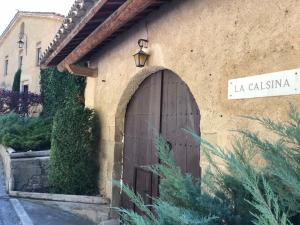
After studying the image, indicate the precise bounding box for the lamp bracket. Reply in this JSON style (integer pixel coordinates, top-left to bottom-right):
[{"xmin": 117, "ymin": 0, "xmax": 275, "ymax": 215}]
[{"xmin": 138, "ymin": 39, "xmax": 148, "ymax": 48}]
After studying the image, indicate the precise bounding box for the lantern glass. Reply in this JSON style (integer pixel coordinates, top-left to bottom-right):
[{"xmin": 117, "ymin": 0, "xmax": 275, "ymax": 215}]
[
  {"xmin": 133, "ymin": 49, "xmax": 149, "ymax": 67},
  {"xmin": 18, "ymin": 39, "xmax": 24, "ymax": 48}
]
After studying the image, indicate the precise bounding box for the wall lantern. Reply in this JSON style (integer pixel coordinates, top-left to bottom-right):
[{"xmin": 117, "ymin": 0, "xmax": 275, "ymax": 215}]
[
  {"xmin": 17, "ymin": 34, "xmax": 27, "ymax": 55},
  {"xmin": 133, "ymin": 39, "xmax": 149, "ymax": 68},
  {"xmin": 17, "ymin": 39, "xmax": 25, "ymax": 48}
]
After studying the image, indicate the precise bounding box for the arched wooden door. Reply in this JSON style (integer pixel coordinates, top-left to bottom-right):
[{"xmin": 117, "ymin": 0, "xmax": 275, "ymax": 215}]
[{"xmin": 121, "ymin": 70, "xmax": 200, "ymax": 210}]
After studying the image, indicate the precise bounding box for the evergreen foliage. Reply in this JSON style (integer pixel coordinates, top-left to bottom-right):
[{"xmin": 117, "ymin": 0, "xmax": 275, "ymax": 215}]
[
  {"xmin": 196, "ymin": 137, "xmax": 292, "ymax": 225},
  {"xmin": 116, "ymin": 104, "xmax": 300, "ymax": 225},
  {"xmin": 239, "ymin": 104, "xmax": 300, "ymax": 224},
  {"xmin": 12, "ymin": 69, "xmax": 21, "ymax": 92},
  {"xmin": 42, "ymin": 67, "xmax": 99, "ymax": 195},
  {"xmin": 10, "ymin": 69, "xmax": 22, "ymax": 112},
  {"xmin": 116, "ymin": 135, "xmax": 240, "ymax": 225},
  {"xmin": 0, "ymin": 113, "xmax": 51, "ymax": 151},
  {"xmin": 188, "ymin": 103, "xmax": 300, "ymax": 225},
  {"xmin": 40, "ymin": 67, "xmax": 85, "ymax": 118},
  {"xmin": 48, "ymin": 101, "xmax": 99, "ymax": 195}
]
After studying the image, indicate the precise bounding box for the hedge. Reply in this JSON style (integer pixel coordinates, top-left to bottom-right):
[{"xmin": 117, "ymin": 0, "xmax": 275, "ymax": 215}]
[
  {"xmin": 42, "ymin": 67, "xmax": 99, "ymax": 194},
  {"xmin": 0, "ymin": 113, "xmax": 52, "ymax": 151},
  {"xmin": 48, "ymin": 101, "xmax": 99, "ymax": 195}
]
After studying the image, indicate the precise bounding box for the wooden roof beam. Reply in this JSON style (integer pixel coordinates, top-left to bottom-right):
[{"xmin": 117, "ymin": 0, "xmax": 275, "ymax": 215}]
[
  {"xmin": 66, "ymin": 64, "xmax": 98, "ymax": 77},
  {"xmin": 43, "ymin": 0, "xmax": 110, "ymax": 67},
  {"xmin": 57, "ymin": 0, "xmax": 160, "ymax": 72}
]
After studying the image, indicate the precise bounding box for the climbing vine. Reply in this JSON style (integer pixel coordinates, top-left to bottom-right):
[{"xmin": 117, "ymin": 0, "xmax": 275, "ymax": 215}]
[{"xmin": 40, "ymin": 67, "xmax": 86, "ymax": 118}]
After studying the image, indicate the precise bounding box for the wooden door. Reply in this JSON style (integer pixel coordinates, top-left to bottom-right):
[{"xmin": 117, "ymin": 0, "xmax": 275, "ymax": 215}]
[
  {"xmin": 121, "ymin": 73, "xmax": 162, "ymax": 210},
  {"xmin": 161, "ymin": 70, "xmax": 201, "ymax": 177},
  {"xmin": 122, "ymin": 70, "xmax": 200, "ymax": 210}
]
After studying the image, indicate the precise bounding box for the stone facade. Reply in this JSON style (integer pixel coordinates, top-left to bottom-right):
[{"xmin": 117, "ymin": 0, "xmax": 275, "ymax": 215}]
[
  {"xmin": 11, "ymin": 157, "xmax": 49, "ymax": 192},
  {"xmin": 0, "ymin": 146, "xmax": 50, "ymax": 192},
  {"xmin": 79, "ymin": 0, "xmax": 300, "ymax": 203},
  {"xmin": 0, "ymin": 12, "xmax": 63, "ymax": 93}
]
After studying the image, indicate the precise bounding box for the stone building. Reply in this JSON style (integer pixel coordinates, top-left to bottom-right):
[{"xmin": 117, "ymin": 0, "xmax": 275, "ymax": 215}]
[
  {"xmin": 0, "ymin": 11, "xmax": 63, "ymax": 93},
  {"xmin": 41, "ymin": 0, "xmax": 300, "ymax": 209}
]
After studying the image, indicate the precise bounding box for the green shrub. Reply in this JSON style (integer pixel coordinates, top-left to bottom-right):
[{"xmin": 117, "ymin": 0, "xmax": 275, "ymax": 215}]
[
  {"xmin": 40, "ymin": 67, "xmax": 85, "ymax": 118},
  {"xmin": 48, "ymin": 102, "xmax": 99, "ymax": 195},
  {"xmin": 42, "ymin": 67, "xmax": 98, "ymax": 195},
  {"xmin": 116, "ymin": 104, "xmax": 300, "ymax": 225},
  {"xmin": 116, "ymin": 134, "xmax": 240, "ymax": 225},
  {"xmin": 0, "ymin": 113, "xmax": 52, "ymax": 151}
]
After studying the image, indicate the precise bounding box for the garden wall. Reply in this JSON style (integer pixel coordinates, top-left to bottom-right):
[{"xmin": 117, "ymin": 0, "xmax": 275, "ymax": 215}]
[{"xmin": 0, "ymin": 145, "xmax": 50, "ymax": 192}]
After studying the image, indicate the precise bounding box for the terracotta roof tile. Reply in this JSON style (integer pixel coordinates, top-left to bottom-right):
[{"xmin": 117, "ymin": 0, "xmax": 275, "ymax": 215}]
[
  {"xmin": 41, "ymin": 0, "xmax": 98, "ymax": 64},
  {"xmin": 41, "ymin": 0, "xmax": 169, "ymax": 68}
]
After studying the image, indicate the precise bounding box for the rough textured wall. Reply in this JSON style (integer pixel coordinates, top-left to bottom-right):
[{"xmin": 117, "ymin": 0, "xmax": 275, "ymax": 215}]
[
  {"xmin": 0, "ymin": 145, "xmax": 12, "ymax": 191},
  {"xmin": 85, "ymin": 0, "xmax": 300, "ymax": 199},
  {"xmin": 11, "ymin": 157, "xmax": 49, "ymax": 192},
  {"xmin": 0, "ymin": 146, "xmax": 50, "ymax": 192},
  {"xmin": 0, "ymin": 16, "xmax": 63, "ymax": 93}
]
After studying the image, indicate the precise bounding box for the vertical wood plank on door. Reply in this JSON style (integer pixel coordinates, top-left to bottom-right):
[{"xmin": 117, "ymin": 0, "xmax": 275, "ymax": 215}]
[
  {"xmin": 122, "ymin": 71, "xmax": 162, "ymax": 209},
  {"xmin": 161, "ymin": 70, "xmax": 200, "ymax": 176}
]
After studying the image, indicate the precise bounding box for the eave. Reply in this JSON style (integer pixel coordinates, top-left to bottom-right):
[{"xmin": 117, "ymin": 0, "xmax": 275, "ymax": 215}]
[{"xmin": 41, "ymin": 0, "xmax": 169, "ymax": 73}]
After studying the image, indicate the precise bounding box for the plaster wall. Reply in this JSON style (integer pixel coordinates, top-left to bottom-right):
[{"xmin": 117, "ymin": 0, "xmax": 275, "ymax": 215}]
[
  {"xmin": 0, "ymin": 16, "xmax": 63, "ymax": 93},
  {"xmin": 85, "ymin": 0, "xmax": 300, "ymax": 200}
]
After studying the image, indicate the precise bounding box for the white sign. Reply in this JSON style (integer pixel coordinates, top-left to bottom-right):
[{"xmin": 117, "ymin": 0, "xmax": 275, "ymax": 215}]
[{"xmin": 228, "ymin": 68, "xmax": 300, "ymax": 99}]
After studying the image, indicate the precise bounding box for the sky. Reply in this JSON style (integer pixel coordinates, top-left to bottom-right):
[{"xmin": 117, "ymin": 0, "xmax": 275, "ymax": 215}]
[{"xmin": 0, "ymin": 0, "xmax": 74, "ymax": 34}]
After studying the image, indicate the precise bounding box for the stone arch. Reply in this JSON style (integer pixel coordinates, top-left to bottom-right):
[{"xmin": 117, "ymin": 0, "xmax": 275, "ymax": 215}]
[{"xmin": 111, "ymin": 66, "xmax": 200, "ymax": 208}]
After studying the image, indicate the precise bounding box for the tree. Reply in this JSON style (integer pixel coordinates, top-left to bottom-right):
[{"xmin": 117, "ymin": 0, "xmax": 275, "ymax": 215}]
[
  {"xmin": 10, "ymin": 69, "xmax": 22, "ymax": 112},
  {"xmin": 12, "ymin": 69, "xmax": 21, "ymax": 92}
]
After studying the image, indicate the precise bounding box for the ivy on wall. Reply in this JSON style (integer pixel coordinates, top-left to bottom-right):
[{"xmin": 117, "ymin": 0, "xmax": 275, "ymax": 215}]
[{"xmin": 40, "ymin": 67, "xmax": 86, "ymax": 118}]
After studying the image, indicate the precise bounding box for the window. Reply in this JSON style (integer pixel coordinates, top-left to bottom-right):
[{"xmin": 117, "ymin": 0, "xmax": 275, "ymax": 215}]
[
  {"xmin": 36, "ymin": 47, "xmax": 41, "ymax": 66},
  {"xmin": 18, "ymin": 55, "xmax": 23, "ymax": 69},
  {"xmin": 4, "ymin": 58, "xmax": 8, "ymax": 76},
  {"xmin": 23, "ymin": 84, "xmax": 28, "ymax": 93}
]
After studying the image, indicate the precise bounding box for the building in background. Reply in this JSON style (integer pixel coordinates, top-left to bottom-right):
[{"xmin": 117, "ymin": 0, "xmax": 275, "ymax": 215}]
[{"xmin": 0, "ymin": 11, "xmax": 63, "ymax": 93}]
